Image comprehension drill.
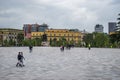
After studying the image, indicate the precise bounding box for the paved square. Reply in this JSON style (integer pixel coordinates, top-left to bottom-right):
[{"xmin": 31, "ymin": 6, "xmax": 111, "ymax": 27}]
[{"xmin": 0, "ymin": 47, "xmax": 120, "ymax": 80}]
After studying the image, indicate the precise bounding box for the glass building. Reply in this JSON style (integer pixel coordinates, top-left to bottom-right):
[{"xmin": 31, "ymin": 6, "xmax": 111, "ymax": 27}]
[
  {"xmin": 23, "ymin": 23, "xmax": 49, "ymax": 39},
  {"xmin": 94, "ymin": 24, "xmax": 104, "ymax": 33},
  {"xmin": 38, "ymin": 24, "xmax": 48, "ymax": 32},
  {"xmin": 108, "ymin": 22, "xmax": 117, "ymax": 34},
  {"xmin": 116, "ymin": 13, "xmax": 120, "ymax": 31}
]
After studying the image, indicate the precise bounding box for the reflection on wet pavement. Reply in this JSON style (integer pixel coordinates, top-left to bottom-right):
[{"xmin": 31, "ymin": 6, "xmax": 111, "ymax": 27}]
[{"xmin": 0, "ymin": 47, "xmax": 120, "ymax": 80}]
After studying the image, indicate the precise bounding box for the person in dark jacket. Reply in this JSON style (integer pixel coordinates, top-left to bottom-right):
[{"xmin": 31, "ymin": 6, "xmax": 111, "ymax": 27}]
[
  {"xmin": 16, "ymin": 52, "xmax": 25, "ymax": 67},
  {"xmin": 20, "ymin": 52, "xmax": 25, "ymax": 66},
  {"xmin": 29, "ymin": 46, "xmax": 33, "ymax": 53}
]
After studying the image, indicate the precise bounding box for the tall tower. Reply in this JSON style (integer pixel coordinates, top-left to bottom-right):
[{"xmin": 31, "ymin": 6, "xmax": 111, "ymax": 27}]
[
  {"xmin": 116, "ymin": 13, "xmax": 120, "ymax": 31},
  {"xmin": 94, "ymin": 24, "xmax": 104, "ymax": 33},
  {"xmin": 108, "ymin": 22, "xmax": 117, "ymax": 34}
]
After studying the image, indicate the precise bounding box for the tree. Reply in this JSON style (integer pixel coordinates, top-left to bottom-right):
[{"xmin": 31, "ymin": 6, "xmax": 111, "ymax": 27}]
[
  {"xmin": 52, "ymin": 38, "xmax": 57, "ymax": 46},
  {"xmin": 41, "ymin": 34, "xmax": 47, "ymax": 41},
  {"xmin": 3, "ymin": 39, "xmax": 9, "ymax": 46},
  {"xmin": 109, "ymin": 31, "xmax": 120, "ymax": 47},
  {"xmin": 83, "ymin": 32, "xmax": 110, "ymax": 48},
  {"xmin": 32, "ymin": 38, "xmax": 42, "ymax": 46},
  {"xmin": 76, "ymin": 40, "xmax": 82, "ymax": 47},
  {"xmin": 83, "ymin": 33, "xmax": 94, "ymax": 47},
  {"xmin": 17, "ymin": 33, "xmax": 24, "ymax": 46},
  {"xmin": 93, "ymin": 33, "xmax": 109, "ymax": 47},
  {"xmin": 59, "ymin": 37, "xmax": 66, "ymax": 46},
  {"xmin": 50, "ymin": 38, "xmax": 52, "ymax": 46},
  {"xmin": 22, "ymin": 39, "xmax": 31, "ymax": 46}
]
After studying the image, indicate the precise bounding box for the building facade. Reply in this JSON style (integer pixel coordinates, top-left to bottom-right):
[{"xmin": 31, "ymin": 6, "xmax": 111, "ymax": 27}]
[
  {"xmin": 116, "ymin": 13, "xmax": 120, "ymax": 31},
  {"xmin": 95, "ymin": 24, "xmax": 104, "ymax": 33},
  {"xmin": 0, "ymin": 28, "xmax": 23, "ymax": 46},
  {"xmin": 31, "ymin": 29, "xmax": 84, "ymax": 43},
  {"xmin": 31, "ymin": 32, "xmax": 44, "ymax": 39},
  {"xmin": 23, "ymin": 23, "xmax": 48, "ymax": 39},
  {"xmin": 108, "ymin": 22, "xmax": 117, "ymax": 34}
]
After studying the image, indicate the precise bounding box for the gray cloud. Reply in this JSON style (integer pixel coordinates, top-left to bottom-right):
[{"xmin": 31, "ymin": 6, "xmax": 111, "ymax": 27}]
[
  {"xmin": 0, "ymin": 0, "xmax": 120, "ymax": 33},
  {"xmin": 110, "ymin": 0, "xmax": 120, "ymax": 5}
]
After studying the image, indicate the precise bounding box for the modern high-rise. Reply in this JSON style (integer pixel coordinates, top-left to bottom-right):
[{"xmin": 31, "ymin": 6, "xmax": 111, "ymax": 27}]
[
  {"xmin": 94, "ymin": 24, "xmax": 104, "ymax": 33},
  {"xmin": 108, "ymin": 22, "xmax": 117, "ymax": 34},
  {"xmin": 23, "ymin": 23, "xmax": 48, "ymax": 39},
  {"xmin": 116, "ymin": 13, "xmax": 120, "ymax": 31},
  {"xmin": 38, "ymin": 24, "xmax": 49, "ymax": 32}
]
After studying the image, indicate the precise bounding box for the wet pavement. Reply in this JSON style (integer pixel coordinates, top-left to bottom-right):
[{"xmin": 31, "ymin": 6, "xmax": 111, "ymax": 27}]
[{"xmin": 0, "ymin": 47, "xmax": 120, "ymax": 80}]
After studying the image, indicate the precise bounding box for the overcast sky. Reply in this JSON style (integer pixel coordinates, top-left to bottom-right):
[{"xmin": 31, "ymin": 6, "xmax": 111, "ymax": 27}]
[{"xmin": 0, "ymin": 0, "xmax": 120, "ymax": 33}]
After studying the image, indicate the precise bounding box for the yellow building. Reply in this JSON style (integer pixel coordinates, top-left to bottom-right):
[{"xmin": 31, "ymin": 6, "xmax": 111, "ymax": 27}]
[
  {"xmin": 31, "ymin": 32, "xmax": 44, "ymax": 39},
  {"xmin": 109, "ymin": 32, "xmax": 116, "ymax": 35},
  {"xmin": 31, "ymin": 29, "xmax": 84, "ymax": 43},
  {"xmin": 0, "ymin": 28, "xmax": 23, "ymax": 46},
  {"xmin": 109, "ymin": 31, "xmax": 120, "ymax": 35}
]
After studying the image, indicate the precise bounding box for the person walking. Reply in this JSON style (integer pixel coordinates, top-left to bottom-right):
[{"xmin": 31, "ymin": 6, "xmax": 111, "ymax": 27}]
[
  {"xmin": 29, "ymin": 45, "xmax": 33, "ymax": 53},
  {"xmin": 16, "ymin": 52, "xmax": 22, "ymax": 67},
  {"xmin": 88, "ymin": 44, "xmax": 91, "ymax": 50},
  {"xmin": 20, "ymin": 52, "xmax": 25, "ymax": 66},
  {"xmin": 16, "ymin": 52, "xmax": 25, "ymax": 67}
]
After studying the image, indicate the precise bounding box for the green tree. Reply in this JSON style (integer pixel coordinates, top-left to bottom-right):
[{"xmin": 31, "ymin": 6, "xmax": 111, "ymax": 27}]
[
  {"xmin": 41, "ymin": 34, "xmax": 47, "ymax": 41},
  {"xmin": 59, "ymin": 37, "xmax": 66, "ymax": 46},
  {"xmin": 0, "ymin": 40, "xmax": 2, "ymax": 46},
  {"xmin": 109, "ymin": 31, "xmax": 120, "ymax": 48},
  {"xmin": 32, "ymin": 38, "xmax": 42, "ymax": 46},
  {"xmin": 50, "ymin": 38, "xmax": 52, "ymax": 46},
  {"xmin": 94, "ymin": 33, "xmax": 109, "ymax": 47},
  {"xmin": 83, "ymin": 32, "xmax": 109, "ymax": 48},
  {"xmin": 22, "ymin": 39, "xmax": 31, "ymax": 46},
  {"xmin": 9, "ymin": 39, "xmax": 16, "ymax": 46},
  {"xmin": 76, "ymin": 40, "xmax": 82, "ymax": 47},
  {"xmin": 3, "ymin": 39, "xmax": 9, "ymax": 46},
  {"xmin": 17, "ymin": 33, "xmax": 24, "ymax": 46},
  {"xmin": 52, "ymin": 38, "xmax": 57, "ymax": 46},
  {"xmin": 83, "ymin": 33, "xmax": 94, "ymax": 47}
]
